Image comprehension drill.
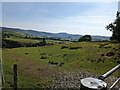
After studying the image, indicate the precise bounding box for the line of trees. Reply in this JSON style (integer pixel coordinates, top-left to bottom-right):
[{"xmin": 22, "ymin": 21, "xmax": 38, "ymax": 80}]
[{"xmin": 2, "ymin": 38, "xmax": 47, "ymax": 48}]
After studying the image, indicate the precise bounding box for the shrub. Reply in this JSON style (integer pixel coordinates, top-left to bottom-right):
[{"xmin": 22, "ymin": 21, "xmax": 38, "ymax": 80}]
[
  {"xmin": 40, "ymin": 56, "xmax": 47, "ymax": 59},
  {"xmin": 61, "ymin": 46, "xmax": 68, "ymax": 49}
]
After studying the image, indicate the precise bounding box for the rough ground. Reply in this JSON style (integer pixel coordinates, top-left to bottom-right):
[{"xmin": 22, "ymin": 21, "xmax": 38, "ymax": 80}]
[{"xmin": 49, "ymin": 72, "xmax": 120, "ymax": 90}]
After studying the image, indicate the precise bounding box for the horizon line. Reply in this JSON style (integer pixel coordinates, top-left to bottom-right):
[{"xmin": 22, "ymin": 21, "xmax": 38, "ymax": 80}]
[{"xmin": 1, "ymin": 26, "xmax": 111, "ymax": 37}]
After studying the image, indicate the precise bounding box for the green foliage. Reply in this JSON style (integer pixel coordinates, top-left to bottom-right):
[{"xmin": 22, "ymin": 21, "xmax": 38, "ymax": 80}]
[
  {"xmin": 78, "ymin": 35, "xmax": 92, "ymax": 42},
  {"xmin": 106, "ymin": 11, "xmax": 120, "ymax": 42},
  {"xmin": 2, "ymin": 30, "xmax": 25, "ymax": 39},
  {"xmin": 2, "ymin": 39, "xmax": 47, "ymax": 48},
  {"xmin": 2, "ymin": 30, "xmax": 47, "ymax": 48},
  {"xmin": 2, "ymin": 39, "xmax": 22, "ymax": 48},
  {"xmin": 42, "ymin": 38, "xmax": 46, "ymax": 46}
]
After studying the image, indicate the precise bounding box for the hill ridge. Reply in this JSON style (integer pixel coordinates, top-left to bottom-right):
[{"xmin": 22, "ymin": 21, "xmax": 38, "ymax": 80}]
[{"xmin": 1, "ymin": 27, "xmax": 110, "ymax": 41}]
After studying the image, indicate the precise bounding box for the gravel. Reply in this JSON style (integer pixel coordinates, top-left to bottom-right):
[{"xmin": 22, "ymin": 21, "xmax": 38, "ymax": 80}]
[{"xmin": 49, "ymin": 71, "xmax": 119, "ymax": 90}]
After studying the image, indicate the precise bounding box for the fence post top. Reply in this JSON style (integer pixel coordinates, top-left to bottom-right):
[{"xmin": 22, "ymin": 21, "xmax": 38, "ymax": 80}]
[{"xmin": 81, "ymin": 77, "xmax": 107, "ymax": 89}]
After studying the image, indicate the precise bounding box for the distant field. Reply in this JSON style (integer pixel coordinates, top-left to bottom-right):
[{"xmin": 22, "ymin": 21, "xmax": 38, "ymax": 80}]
[
  {"xmin": 0, "ymin": 48, "xmax": 1, "ymax": 59},
  {"xmin": 2, "ymin": 41, "xmax": 120, "ymax": 88},
  {"xmin": 5, "ymin": 37, "xmax": 40, "ymax": 43},
  {"xmin": 5, "ymin": 37, "xmax": 70, "ymax": 44}
]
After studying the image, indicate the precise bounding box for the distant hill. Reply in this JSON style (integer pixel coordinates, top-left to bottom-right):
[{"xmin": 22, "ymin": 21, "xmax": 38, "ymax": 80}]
[{"xmin": 2, "ymin": 27, "xmax": 110, "ymax": 41}]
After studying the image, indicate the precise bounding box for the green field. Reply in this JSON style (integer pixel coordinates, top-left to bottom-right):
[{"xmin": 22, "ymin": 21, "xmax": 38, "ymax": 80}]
[
  {"xmin": 2, "ymin": 41, "xmax": 120, "ymax": 88},
  {"xmin": 5, "ymin": 37, "xmax": 40, "ymax": 43},
  {"xmin": 0, "ymin": 48, "xmax": 2, "ymax": 58}
]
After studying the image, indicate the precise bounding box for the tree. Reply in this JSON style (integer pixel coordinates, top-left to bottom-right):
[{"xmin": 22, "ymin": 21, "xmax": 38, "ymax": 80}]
[
  {"xmin": 42, "ymin": 38, "xmax": 46, "ymax": 46},
  {"xmin": 106, "ymin": 11, "xmax": 120, "ymax": 42},
  {"xmin": 78, "ymin": 35, "xmax": 92, "ymax": 42}
]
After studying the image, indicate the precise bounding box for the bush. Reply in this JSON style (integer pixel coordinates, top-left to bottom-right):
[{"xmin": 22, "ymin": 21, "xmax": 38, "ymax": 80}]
[
  {"xmin": 2, "ymin": 39, "xmax": 22, "ymax": 48},
  {"xmin": 61, "ymin": 46, "xmax": 68, "ymax": 49},
  {"xmin": 2, "ymin": 39, "xmax": 47, "ymax": 48},
  {"xmin": 78, "ymin": 35, "xmax": 92, "ymax": 42},
  {"xmin": 69, "ymin": 46, "xmax": 82, "ymax": 50},
  {"xmin": 40, "ymin": 56, "xmax": 47, "ymax": 59}
]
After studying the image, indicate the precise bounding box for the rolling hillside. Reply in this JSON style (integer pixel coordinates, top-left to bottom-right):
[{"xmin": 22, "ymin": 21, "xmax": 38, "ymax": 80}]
[
  {"xmin": 2, "ymin": 41, "xmax": 120, "ymax": 88},
  {"xmin": 2, "ymin": 27, "xmax": 110, "ymax": 41},
  {"xmin": 1, "ymin": 27, "xmax": 120, "ymax": 89}
]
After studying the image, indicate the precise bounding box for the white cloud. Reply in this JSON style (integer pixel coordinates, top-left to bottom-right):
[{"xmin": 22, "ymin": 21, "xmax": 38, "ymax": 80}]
[
  {"xmin": 47, "ymin": 16, "xmax": 113, "ymax": 36},
  {"xmin": 2, "ymin": 2, "xmax": 116, "ymax": 36},
  {"xmin": 80, "ymin": 2, "xmax": 117, "ymax": 16}
]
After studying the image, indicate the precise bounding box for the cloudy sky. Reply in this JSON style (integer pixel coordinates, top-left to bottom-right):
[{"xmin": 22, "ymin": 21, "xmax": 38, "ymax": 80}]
[{"xmin": 1, "ymin": 1, "xmax": 119, "ymax": 36}]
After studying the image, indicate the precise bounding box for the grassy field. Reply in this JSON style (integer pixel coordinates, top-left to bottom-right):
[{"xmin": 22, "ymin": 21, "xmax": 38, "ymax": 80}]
[
  {"xmin": 0, "ymin": 48, "xmax": 1, "ymax": 58},
  {"xmin": 5, "ymin": 37, "xmax": 40, "ymax": 43},
  {"xmin": 2, "ymin": 41, "xmax": 120, "ymax": 88}
]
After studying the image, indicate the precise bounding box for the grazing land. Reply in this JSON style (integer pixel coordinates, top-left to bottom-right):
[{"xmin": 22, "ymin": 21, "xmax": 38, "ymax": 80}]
[
  {"xmin": 5, "ymin": 37, "xmax": 40, "ymax": 43},
  {"xmin": 2, "ymin": 40, "xmax": 120, "ymax": 89}
]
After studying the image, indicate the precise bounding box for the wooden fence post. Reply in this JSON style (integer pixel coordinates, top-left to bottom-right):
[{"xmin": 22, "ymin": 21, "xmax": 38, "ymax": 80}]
[{"xmin": 13, "ymin": 64, "xmax": 17, "ymax": 90}]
